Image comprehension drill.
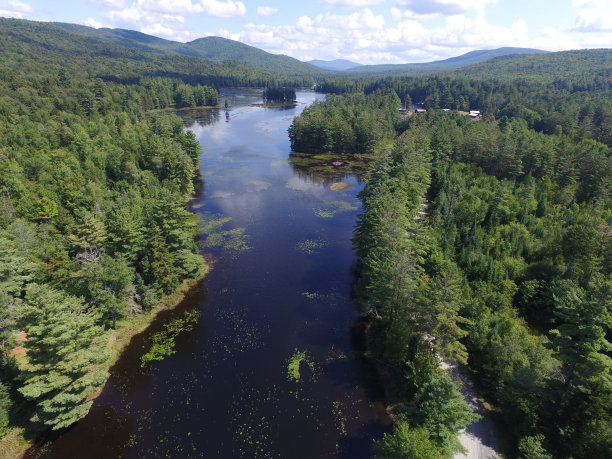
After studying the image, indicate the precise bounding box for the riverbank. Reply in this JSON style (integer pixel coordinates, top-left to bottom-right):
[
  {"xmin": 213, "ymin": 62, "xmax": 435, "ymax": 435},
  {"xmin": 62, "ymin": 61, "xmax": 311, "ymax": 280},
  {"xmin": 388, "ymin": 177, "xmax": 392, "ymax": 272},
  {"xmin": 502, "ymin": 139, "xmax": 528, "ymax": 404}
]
[
  {"xmin": 0, "ymin": 257, "xmax": 211, "ymax": 459},
  {"xmin": 146, "ymin": 104, "xmax": 219, "ymax": 113},
  {"xmin": 101, "ymin": 258, "xmax": 211, "ymax": 378}
]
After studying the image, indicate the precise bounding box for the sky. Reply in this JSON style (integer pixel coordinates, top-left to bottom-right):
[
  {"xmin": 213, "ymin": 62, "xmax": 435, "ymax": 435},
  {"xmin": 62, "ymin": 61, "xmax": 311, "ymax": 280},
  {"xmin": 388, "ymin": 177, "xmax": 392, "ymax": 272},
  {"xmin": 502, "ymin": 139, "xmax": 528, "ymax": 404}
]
[{"xmin": 1, "ymin": 0, "xmax": 611, "ymax": 64}]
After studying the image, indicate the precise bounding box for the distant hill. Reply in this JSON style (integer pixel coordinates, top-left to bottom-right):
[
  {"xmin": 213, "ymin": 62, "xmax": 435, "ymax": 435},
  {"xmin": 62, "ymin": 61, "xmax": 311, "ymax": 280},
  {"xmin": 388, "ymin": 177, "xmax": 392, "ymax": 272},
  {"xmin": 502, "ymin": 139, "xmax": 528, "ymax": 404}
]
[
  {"xmin": 343, "ymin": 47, "xmax": 548, "ymax": 76},
  {"xmin": 10, "ymin": 19, "xmax": 603, "ymax": 86},
  {"xmin": 52, "ymin": 23, "xmax": 328, "ymax": 78},
  {"xmin": 186, "ymin": 36, "xmax": 328, "ymax": 77},
  {"xmin": 50, "ymin": 23, "xmax": 549, "ymax": 79},
  {"xmin": 452, "ymin": 48, "xmax": 612, "ymax": 82},
  {"xmin": 307, "ymin": 59, "xmax": 362, "ymax": 71},
  {"xmin": 0, "ymin": 18, "xmax": 306, "ymax": 88}
]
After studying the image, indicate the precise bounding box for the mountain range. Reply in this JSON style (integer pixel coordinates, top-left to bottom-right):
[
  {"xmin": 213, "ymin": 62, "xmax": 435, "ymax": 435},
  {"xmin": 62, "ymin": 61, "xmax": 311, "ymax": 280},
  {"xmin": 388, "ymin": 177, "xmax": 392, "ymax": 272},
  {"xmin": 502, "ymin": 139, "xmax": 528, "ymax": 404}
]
[
  {"xmin": 307, "ymin": 59, "xmax": 363, "ymax": 71},
  {"xmin": 3, "ymin": 18, "xmax": 609, "ymax": 85},
  {"xmin": 51, "ymin": 22, "xmax": 547, "ymax": 77}
]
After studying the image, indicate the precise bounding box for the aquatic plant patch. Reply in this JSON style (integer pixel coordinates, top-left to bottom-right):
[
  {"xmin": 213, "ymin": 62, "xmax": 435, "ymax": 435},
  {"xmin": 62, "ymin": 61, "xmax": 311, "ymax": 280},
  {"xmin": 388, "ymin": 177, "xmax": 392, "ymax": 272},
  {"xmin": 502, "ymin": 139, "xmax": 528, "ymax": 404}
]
[
  {"xmin": 287, "ymin": 349, "xmax": 315, "ymax": 382},
  {"xmin": 199, "ymin": 213, "xmax": 251, "ymax": 252},
  {"xmin": 296, "ymin": 238, "xmax": 329, "ymax": 254},
  {"xmin": 140, "ymin": 310, "xmax": 200, "ymax": 367},
  {"xmin": 313, "ymin": 200, "xmax": 359, "ymax": 218}
]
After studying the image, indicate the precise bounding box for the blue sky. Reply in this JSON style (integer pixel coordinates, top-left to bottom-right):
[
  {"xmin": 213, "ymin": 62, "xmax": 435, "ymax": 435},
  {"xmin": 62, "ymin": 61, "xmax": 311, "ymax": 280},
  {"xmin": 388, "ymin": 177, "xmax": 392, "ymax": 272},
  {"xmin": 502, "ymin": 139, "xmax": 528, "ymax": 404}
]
[{"xmin": 1, "ymin": 0, "xmax": 611, "ymax": 64}]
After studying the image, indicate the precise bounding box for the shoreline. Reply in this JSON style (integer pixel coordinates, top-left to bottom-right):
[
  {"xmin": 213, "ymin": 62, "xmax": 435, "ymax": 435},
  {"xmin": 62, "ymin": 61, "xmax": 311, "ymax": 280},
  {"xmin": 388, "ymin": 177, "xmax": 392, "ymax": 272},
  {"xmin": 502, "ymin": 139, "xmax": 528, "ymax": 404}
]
[
  {"xmin": 1, "ymin": 257, "xmax": 212, "ymax": 459},
  {"xmin": 146, "ymin": 104, "xmax": 219, "ymax": 113},
  {"xmin": 102, "ymin": 256, "xmax": 212, "ymax": 381}
]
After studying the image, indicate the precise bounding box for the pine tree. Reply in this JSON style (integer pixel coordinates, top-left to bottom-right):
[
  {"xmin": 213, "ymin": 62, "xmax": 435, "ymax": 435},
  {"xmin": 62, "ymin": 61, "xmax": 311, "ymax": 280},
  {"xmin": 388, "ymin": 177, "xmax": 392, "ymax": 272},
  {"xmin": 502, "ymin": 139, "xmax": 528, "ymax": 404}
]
[
  {"xmin": 68, "ymin": 210, "xmax": 107, "ymax": 263},
  {"xmin": 549, "ymin": 278, "xmax": 611, "ymax": 389},
  {"xmin": 17, "ymin": 284, "xmax": 110, "ymax": 430},
  {"xmin": 141, "ymin": 225, "xmax": 178, "ymax": 294},
  {"xmin": 0, "ymin": 233, "xmax": 36, "ymax": 355}
]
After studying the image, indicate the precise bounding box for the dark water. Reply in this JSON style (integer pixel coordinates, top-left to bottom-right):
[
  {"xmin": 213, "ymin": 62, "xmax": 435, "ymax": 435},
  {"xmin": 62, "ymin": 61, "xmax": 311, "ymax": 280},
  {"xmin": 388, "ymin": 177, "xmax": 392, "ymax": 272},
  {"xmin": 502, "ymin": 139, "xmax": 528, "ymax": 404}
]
[{"xmin": 30, "ymin": 89, "xmax": 391, "ymax": 458}]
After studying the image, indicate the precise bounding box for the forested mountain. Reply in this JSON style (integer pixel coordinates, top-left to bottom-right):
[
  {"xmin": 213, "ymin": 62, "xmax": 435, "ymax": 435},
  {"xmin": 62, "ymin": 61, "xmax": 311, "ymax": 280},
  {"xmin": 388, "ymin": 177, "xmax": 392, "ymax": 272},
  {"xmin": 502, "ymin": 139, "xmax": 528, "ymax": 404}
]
[
  {"xmin": 307, "ymin": 59, "xmax": 363, "ymax": 71},
  {"xmin": 49, "ymin": 22, "xmax": 550, "ymax": 79},
  {"xmin": 0, "ymin": 18, "xmax": 314, "ymax": 88},
  {"xmin": 342, "ymin": 47, "xmax": 547, "ymax": 76},
  {"xmin": 453, "ymin": 48, "xmax": 612, "ymax": 81},
  {"xmin": 52, "ymin": 22, "xmax": 329, "ymax": 78},
  {"xmin": 187, "ymin": 36, "xmax": 328, "ymax": 77}
]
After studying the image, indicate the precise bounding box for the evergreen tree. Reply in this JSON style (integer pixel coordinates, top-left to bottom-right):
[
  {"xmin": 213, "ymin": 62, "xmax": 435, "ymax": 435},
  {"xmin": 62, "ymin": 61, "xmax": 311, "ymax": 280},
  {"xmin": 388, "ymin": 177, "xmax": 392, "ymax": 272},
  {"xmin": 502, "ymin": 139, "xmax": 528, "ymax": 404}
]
[
  {"xmin": 68, "ymin": 209, "xmax": 107, "ymax": 263},
  {"xmin": 141, "ymin": 225, "xmax": 178, "ymax": 294},
  {"xmin": 399, "ymin": 374, "xmax": 480, "ymax": 457},
  {"xmin": 549, "ymin": 277, "xmax": 611, "ymax": 390},
  {"xmin": 17, "ymin": 284, "xmax": 110, "ymax": 430},
  {"xmin": 372, "ymin": 423, "xmax": 440, "ymax": 459},
  {"xmin": 0, "ymin": 232, "xmax": 36, "ymax": 355}
]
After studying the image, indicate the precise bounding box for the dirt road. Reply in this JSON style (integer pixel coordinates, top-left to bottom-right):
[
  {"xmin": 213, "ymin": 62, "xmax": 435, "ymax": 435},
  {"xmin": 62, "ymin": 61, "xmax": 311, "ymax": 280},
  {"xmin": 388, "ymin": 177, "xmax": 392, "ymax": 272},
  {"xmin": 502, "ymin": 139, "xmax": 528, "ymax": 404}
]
[{"xmin": 441, "ymin": 361, "xmax": 503, "ymax": 459}]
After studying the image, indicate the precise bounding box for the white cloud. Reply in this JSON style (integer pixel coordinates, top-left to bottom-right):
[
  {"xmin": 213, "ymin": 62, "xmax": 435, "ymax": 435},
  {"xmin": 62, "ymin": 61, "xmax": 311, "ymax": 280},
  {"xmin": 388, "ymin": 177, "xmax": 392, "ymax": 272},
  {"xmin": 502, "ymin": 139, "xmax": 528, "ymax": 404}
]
[
  {"xmin": 140, "ymin": 20, "xmax": 200, "ymax": 40},
  {"xmin": 94, "ymin": 0, "xmax": 126, "ymax": 8},
  {"xmin": 84, "ymin": 17, "xmax": 105, "ymax": 28},
  {"xmin": 199, "ymin": 0, "xmax": 246, "ymax": 18},
  {"xmin": 573, "ymin": 0, "xmax": 611, "ymax": 7},
  {"xmin": 7, "ymin": 0, "xmax": 32, "ymax": 12},
  {"xmin": 100, "ymin": 0, "xmax": 245, "ymax": 41},
  {"xmin": 136, "ymin": 0, "xmax": 203, "ymax": 14},
  {"xmin": 572, "ymin": 0, "xmax": 612, "ymax": 31},
  {"xmin": 105, "ymin": 0, "xmax": 247, "ymax": 17},
  {"xmin": 313, "ymin": 8, "xmax": 385, "ymax": 30},
  {"xmin": 256, "ymin": 6, "xmax": 277, "ymax": 17},
  {"xmin": 234, "ymin": 6, "xmax": 568, "ymax": 65},
  {"xmin": 0, "ymin": 0, "xmax": 33, "ymax": 18},
  {"xmin": 390, "ymin": 7, "xmax": 437, "ymax": 21},
  {"xmin": 324, "ymin": 0, "xmax": 384, "ymax": 6},
  {"xmin": 394, "ymin": 0, "xmax": 498, "ymax": 16},
  {"xmin": 106, "ymin": 6, "xmax": 143, "ymax": 23},
  {"xmin": 531, "ymin": 27, "xmax": 579, "ymax": 51}
]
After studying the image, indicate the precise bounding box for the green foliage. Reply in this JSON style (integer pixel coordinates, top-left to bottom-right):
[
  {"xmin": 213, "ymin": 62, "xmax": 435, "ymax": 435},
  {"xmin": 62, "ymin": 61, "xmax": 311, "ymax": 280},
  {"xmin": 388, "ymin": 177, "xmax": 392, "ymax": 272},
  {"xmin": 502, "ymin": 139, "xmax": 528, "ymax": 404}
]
[
  {"xmin": 396, "ymin": 374, "xmax": 480, "ymax": 456},
  {"xmin": 0, "ymin": 229, "xmax": 36, "ymax": 354},
  {"xmin": 17, "ymin": 285, "xmax": 110, "ymax": 430},
  {"xmin": 347, "ymin": 83, "xmax": 611, "ymax": 457},
  {"xmin": 1, "ymin": 18, "xmax": 316, "ymax": 89},
  {"xmin": 0, "ymin": 18, "xmax": 210, "ymax": 435},
  {"xmin": 263, "ymin": 86, "xmax": 296, "ymax": 103},
  {"xmin": 0, "ymin": 357, "xmax": 25, "ymax": 438},
  {"xmin": 289, "ymin": 90, "xmax": 400, "ymax": 154},
  {"xmin": 549, "ymin": 277, "xmax": 612, "ymax": 388},
  {"xmin": 286, "ymin": 349, "xmax": 314, "ymax": 382},
  {"xmin": 372, "ymin": 423, "xmax": 441, "ymax": 459},
  {"xmin": 198, "ymin": 213, "xmax": 250, "ymax": 253},
  {"xmin": 517, "ymin": 434, "xmax": 552, "ymax": 459}
]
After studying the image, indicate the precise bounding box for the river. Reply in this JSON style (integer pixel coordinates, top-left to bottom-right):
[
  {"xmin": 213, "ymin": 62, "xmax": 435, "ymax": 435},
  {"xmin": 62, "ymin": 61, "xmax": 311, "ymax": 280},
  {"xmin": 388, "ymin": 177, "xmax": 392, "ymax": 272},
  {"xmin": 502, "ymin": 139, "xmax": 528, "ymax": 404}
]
[{"xmin": 29, "ymin": 89, "xmax": 391, "ymax": 458}]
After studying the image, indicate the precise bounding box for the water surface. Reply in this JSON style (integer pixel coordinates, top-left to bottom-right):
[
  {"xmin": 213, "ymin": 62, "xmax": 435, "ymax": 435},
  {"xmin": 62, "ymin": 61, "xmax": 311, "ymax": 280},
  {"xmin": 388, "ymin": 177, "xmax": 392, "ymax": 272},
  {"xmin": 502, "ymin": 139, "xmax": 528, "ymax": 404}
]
[{"xmin": 31, "ymin": 89, "xmax": 391, "ymax": 458}]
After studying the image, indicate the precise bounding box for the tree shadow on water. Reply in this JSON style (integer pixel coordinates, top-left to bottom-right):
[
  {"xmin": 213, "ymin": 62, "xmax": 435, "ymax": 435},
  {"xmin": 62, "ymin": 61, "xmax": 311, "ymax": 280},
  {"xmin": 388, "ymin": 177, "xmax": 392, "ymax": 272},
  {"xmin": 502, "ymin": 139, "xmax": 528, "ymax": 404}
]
[
  {"xmin": 24, "ymin": 405, "xmax": 135, "ymax": 459},
  {"xmin": 337, "ymin": 420, "xmax": 392, "ymax": 459}
]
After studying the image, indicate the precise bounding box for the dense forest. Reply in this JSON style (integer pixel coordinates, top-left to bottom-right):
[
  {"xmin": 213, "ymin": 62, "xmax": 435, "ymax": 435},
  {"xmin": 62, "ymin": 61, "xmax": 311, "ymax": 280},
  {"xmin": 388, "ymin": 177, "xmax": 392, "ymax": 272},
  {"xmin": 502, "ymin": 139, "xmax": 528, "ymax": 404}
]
[
  {"xmin": 289, "ymin": 90, "xmax": 400, "ymax": 155},
  {"xmin": 318, "ymin": 49, "xmax": 612, "ymax": 148},
  {"xmin": 0, "ymin": 24, "xmax": 243, "ymax": 440},
  {"xmin": 290, "ymin": 67, "xmax": 611, "ymax": 457},
  {"xmin": 0, "ymin": 18, "xmax": 316, "ymax": 89},
  {"xmin": 263, "ymin": 85, "xmax": 297, "ymax": 104},
  {"xmin": 1, "ymin": 14, "xmax": 610, "ymax": 458}
]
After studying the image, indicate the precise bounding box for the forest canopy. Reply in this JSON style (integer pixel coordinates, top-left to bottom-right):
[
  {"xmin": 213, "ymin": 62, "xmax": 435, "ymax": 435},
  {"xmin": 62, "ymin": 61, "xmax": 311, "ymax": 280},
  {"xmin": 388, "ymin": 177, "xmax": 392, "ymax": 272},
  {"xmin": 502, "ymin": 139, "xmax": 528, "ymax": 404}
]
[{"xmin": 0, "ymin": 16, "xmax": 610, "ymax": 459}]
